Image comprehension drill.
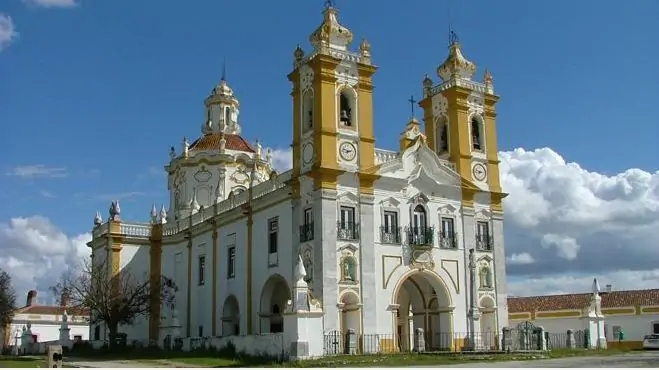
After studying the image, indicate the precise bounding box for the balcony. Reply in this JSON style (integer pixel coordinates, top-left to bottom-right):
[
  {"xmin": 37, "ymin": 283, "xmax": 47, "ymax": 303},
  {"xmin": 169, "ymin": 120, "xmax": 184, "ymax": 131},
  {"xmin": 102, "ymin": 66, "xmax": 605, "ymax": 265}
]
[
  {"xmin": 380, "ymin": 226, "xmax": 401, "ymax": 244},
  {"xmin": 438, "ymin": 232, "xmax": 458, "ymax": 249},
  {"xmin": 299, "ymin": 223, "xmax": 314, "ymax": 243},
  {"xmin": 405, "ymin": 226, "xmax": 435, "ymax": 247},
  {"xmin": 476, "ymin": 235, "xmax": 494, "ymax": 251},
  {"xmin": 337, "ymin": 222, "xmax": 359, "ymax": 241}
]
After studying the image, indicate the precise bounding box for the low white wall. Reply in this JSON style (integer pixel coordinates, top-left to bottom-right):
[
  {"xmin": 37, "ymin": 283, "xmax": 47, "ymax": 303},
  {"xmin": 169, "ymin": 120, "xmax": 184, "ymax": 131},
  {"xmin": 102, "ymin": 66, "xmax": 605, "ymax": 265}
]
[{"xmin": 184, "ymin": 333, "xmax": 286, "ymax": 358}]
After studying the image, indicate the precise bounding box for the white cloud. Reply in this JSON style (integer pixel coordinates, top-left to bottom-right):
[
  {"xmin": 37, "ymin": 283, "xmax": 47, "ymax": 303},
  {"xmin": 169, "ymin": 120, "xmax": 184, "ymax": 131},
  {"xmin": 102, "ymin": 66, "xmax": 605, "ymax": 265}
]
[
  {"xmin": 23, "ymin": 0, "xmax": 78, "ymax": 8},
  {"xmin": 506, "ymin": 252, "xmax": 535, "ymax": 265},
  {"xmin": 3, "ymin": 146, "xmax": 658, "ymax": 300},
  {"xmin": 0, "ymin": 14, "xmax": 17, "ymax": 52},
  {"xmin": 6, "ymin": 165, "xmax": 68, "ymax": 178},
  {"xmin": 0, "ymin": 216, "xmax": 90, "ymax": 303}
]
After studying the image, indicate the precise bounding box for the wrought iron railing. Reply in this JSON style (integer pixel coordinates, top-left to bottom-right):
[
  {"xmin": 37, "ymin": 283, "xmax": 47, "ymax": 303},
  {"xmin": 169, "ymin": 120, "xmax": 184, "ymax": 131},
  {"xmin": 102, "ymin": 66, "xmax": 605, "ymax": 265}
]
[
  {"xmin": 438, "ymin": 232, "xmax": 458, "ymax": 249},
  {"xmin": 299, "ymin": 222, "xmax": 314, "ymax": 242},
  {"xmin": 379, "ymin": 226, "xmax": 401, "ymax": 244},
  {"xmin": 405, "ymin": 226, "xmax": 435, "ymax": 247},
  {"xmin": 476, "ymin": 235, "xmax": 494, "ymax": 251},
  {"xmin": 337, "ymin": 222, "xmax": 359, "ymax": 241}
]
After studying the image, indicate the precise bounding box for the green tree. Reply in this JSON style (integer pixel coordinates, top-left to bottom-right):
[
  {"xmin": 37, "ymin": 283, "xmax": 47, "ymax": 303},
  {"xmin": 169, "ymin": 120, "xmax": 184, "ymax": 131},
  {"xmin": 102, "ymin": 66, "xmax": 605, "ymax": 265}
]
[{"xmin": 0, "ymin": 269, "xmax": 17, "ymax": 328}]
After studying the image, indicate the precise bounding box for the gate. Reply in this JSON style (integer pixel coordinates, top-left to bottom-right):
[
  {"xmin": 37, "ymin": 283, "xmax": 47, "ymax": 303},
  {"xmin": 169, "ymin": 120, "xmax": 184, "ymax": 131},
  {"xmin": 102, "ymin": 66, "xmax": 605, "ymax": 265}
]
[{"xmin": 510, "ymin": 321, "xmax": 540, "ymax": 350}]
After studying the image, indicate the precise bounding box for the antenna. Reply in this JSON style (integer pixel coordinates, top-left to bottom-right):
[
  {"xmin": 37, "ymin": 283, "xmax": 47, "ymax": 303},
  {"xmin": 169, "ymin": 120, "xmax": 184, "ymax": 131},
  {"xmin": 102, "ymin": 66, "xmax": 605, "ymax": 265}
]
[{"xmin": 221, "ymin": 57, "xmax": 227, "ymax": 82}]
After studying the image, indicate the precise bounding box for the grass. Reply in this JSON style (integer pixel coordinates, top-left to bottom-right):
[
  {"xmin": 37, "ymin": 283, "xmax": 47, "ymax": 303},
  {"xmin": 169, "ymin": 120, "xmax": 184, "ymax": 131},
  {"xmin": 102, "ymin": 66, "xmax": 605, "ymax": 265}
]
[
  {"xmin": 0, "ymin": 356, "xmax": 46, "ymax": 368},
  {"xmin": 137, "ymin": 349, "xmax": 626, "ymax": 368}
]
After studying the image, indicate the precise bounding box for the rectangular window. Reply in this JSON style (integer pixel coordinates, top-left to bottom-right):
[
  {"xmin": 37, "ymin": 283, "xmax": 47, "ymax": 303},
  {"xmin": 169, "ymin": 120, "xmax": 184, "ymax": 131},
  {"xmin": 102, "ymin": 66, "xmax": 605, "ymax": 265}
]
[
  {"xmin": 383, "ymin": 211, "xmax": 398, "ymax": 233},
  {"xmin": 268, "ymin": 218, "xmax": 279, "ymax": 254},
  {"xmin": 198, "ymin": 255, "xmax": 206, "ymax": 285},
  {"xmin": 653, "ymin": 322, "xmax": 659, "ymax": 335},
  {"xmin": 441, "ymin": 217, "xmax": 455, "ymax": 237},
  {"xmin": 227, "ymin": 246, "xmax": 236, "ymax": 278},
  {"xmin": 477, "ymin": 221, "xmax": 489, "ymax": 239},
  {"xmin": 339, "ymin": 206, "xmax": 355, "ymax": 228}
]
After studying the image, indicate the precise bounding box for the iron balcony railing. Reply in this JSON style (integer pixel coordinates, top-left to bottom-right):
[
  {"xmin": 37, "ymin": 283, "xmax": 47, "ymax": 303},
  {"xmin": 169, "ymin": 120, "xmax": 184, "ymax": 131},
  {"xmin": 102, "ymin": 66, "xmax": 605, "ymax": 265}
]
[
  {"xmin": 405, "ymin": 226, "xmax": 435, "ymax": 247},
  {"xmin": 438, "ymin": 231, "xmax": 458, "ymax": 249},
  {"xmin": 299, "ymin": 222, "xmax": 314, "ymax": 242},
  {"xmin": 476, "ymin": 235, "xmax": 494, "ymax": 251},
  {"xmin": 337, "ymin": 221, "xmax": 359, "ymax": 241},
  {"xmin": 379, "ymin": 226, "xmax": 401, "ymax": 244}
]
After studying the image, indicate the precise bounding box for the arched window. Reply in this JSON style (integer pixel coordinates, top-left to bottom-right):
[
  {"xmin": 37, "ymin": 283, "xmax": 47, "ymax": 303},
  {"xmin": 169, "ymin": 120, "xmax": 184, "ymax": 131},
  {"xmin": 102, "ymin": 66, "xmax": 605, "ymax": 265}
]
[
  {"xmin": 302, "ymin": 91, "xmax": 314, "ymax": 133},
  {"xmin": 439, "ymin": 123, "xmax": 449, "ymax": 152},
  {"xmin": 339, "ymin": 92, "xmax": 352, "ymax": 126},
  {"xmin": 224, "ymin": 107, "xmax": 231, "ymax": 127},
  {"xmin": 471, "ymin": 117, "xmax": 483, "ymax": 151}
]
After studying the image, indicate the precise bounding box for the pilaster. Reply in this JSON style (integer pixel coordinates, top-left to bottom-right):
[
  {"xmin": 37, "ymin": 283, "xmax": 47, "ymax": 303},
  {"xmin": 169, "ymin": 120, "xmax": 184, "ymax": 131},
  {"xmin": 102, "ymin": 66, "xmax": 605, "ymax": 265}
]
[
  {"xmin": 491, "ymin": 211, "xmax": 508, "ymax": 330},
  {"xmin": 211, "ymin": 225, "xmax": 219, "ymax": 336},
  {"xmin": 185, "ymin": 236, "xmax": 192, "ymax": 338},
  {"xmin": 358, "ymin": 194, "xmax": 377, "ymax": 334},
  {"xmin": 316, "ymin": 188, "xmax": 338, "ymax": 331}
]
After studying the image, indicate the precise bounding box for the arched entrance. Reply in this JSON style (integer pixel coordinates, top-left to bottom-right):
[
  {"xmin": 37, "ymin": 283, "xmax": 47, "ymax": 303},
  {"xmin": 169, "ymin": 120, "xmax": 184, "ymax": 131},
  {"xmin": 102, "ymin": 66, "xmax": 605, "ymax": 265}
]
[
  {"xmin": 221, "ymin": 295, "xmax": 240, "ymax": 337},
  {"xmin": 479, "ymin": 295, "xmax": 496, "ymax": 350},
  {"xmin": 392, "ymin": 269, "xmax": 453, "ymax": 351},
  {"xmin": 259, "ymin": 274, "xmax": 290, "ymax": 333},
  {"xmin": 339, "ymin": 290, "xmax": 361, "ymax": 335}
]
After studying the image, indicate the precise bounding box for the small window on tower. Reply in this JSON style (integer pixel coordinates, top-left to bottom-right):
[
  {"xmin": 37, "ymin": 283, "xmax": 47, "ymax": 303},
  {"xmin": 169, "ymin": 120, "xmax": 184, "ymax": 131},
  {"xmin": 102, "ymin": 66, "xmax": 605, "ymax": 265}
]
[
  {"xmin": 471, "ymin": 117, "xmax": 483, "ymax": 151},
  {"xmin": 339, "ymin": 92, "xmax": 352, "ymax": 127},
  {"xmin": 224, "ymin": 107, "xmax": 231, "ymax": 127},
  {"xmin": 302, "ymin": 91, "xmax": 314, "ymax": 133},
  {"xmin": 440, "ymin": 123, "xmax": 449, "ymax": 152}
]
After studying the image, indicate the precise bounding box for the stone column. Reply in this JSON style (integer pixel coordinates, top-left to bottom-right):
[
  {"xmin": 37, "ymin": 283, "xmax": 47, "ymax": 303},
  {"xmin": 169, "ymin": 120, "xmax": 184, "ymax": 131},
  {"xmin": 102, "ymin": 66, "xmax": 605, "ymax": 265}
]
[
  {"xmin": 414, "ymin": 328, "xmax": 426, "ymax": 352},
  {"xmin": 501, "ymin": 327, "xmax": 512, "ymax": 352},
  {"xmin": 359, "ymin": 194, "xmax": 377, "ymax": 335},
  {"xmin": 345, "ymin": 328, "xmax": 358, "ymax": 355},
  {"xmin": 566, "ymin": 329, "xmax": 576, "ymax": 349},
  {"xmin": 491, "ymin": 211, "xmax": 508, "ymax": 330}
]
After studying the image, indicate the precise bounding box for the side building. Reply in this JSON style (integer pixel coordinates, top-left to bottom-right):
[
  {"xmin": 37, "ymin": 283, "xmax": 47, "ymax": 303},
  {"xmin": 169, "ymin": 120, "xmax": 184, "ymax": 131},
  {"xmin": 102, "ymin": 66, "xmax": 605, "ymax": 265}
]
[
  {"xmin": 87, "ymin": 3, "xmax": 509, "ymax": 354},
  {"xmin": 508, "ymin": 287, "xmax": 659, "ymax": 349}
]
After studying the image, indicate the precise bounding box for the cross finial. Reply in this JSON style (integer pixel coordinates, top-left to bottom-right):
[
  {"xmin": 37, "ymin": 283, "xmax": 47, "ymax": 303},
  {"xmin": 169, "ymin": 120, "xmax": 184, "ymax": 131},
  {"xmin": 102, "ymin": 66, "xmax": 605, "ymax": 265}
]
[
  {"xmin": 221, "ymin": 57, "xmax": 227, "ymax": 82},
  {"xmin": 324, "ymin": 0, "xmax": 334, "ymax": 9},
  {"xmin": 408, "ymin": 95, "xmax": 417, "ymax": 117}
]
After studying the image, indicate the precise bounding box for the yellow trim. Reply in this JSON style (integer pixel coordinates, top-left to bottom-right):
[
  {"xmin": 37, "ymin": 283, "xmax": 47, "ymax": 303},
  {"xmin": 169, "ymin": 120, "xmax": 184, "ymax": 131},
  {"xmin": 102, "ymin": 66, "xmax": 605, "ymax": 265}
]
[
  {"xmin": 356, "ymin": 63, "xmax": 378, "ymax": 187},
  {"xmin": 211, "ymin": 226, "xmax": 218, "ymax": 336},
  {"xmin": 148, "ymin": 223, "xmax": 162, "ymax": 342},
  {"xmin": 185, "ymin": 238, "xmax": 192, "ymax": 337},
  {"xmin": 641, "ymin": 306, "xmax": 659, "ymax": 314},
  {"xmin": 635, "ymin": 304, "xmax": 642, "ymax": 315},
  {"xmin": 535, "ymin": 310, "xmax": 581, "ymax": 319},
  {"xmin": 602, "ymin": 307, "xmax": 636, "ymax": 315},
  {"xmin": 509, "ymin": 313, "xmax": 531, "ymax": 320}
]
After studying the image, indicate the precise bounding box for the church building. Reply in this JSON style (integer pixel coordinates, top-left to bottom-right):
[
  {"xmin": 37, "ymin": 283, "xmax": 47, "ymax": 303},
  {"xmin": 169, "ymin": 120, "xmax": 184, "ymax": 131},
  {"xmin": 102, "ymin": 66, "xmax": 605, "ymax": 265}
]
[{"xmin": 88, "ymin": 3, "xmax": 508, "ymax": 354}]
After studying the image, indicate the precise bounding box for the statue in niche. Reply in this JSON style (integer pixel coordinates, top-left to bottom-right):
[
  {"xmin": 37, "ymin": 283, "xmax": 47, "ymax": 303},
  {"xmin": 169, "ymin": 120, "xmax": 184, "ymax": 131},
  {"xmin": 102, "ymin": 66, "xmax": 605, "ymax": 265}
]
[
  {"xmin": 342, "ymin": 257, "xmax": 356, "ymax": 282},
  {"xmin": 480, "ymin": 266, "xmax": 493, "ymax": 288},
  {"xmin": 303, "ymin": 252, "xmax": 313, "ymax": 284}
]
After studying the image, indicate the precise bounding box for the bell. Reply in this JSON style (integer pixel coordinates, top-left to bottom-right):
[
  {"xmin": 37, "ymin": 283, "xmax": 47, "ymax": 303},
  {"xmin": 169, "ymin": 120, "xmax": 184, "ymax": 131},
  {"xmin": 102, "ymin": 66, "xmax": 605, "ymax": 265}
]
[{"xmin": 340, "ymin": 110, "xmax": 350, "ymax": 122}]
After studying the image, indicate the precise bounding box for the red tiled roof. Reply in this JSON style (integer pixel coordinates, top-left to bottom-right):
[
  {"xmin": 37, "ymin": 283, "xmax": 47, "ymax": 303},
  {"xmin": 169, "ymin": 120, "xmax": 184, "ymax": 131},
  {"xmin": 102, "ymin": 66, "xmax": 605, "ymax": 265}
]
[
  {"xmin": 16, "ymin": 305, "xmax": 90, "ymax": 316},
  {"xmin": 189, "ymin": 133, "xmax": 255, "ymax": 153},
  {"xmin": 507, "ymin": 289, "xmax": 659, "ymax": 313}
]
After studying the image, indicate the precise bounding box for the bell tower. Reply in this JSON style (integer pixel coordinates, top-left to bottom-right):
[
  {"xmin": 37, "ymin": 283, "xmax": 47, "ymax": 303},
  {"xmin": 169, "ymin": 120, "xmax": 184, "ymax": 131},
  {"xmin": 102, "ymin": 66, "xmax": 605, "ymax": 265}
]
[
  {"xmin": 288, "ymin": 2, "xmax": 378, "ymax": 192},
  {"xmin": 418, "ymin": 36, "xmax": 504, "ymax": 210}
]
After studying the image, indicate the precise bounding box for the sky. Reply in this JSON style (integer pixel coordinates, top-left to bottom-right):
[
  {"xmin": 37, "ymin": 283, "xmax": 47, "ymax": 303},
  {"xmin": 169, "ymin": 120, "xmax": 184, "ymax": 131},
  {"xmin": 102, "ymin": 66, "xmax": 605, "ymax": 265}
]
[{"xmin": 1, "ymin": 0, "xmax": 658, "ymax": 304}]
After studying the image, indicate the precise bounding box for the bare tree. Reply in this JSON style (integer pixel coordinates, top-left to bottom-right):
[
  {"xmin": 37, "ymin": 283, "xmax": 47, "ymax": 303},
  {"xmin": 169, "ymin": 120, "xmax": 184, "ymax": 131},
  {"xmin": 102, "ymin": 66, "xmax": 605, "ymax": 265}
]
[
  {"xmin": 51, "ymin": 258, "xmax": 177, "ymax": 347},
  {"xmin": 0, "ymin": 269, "xmax": 17, "ymax": 328}
]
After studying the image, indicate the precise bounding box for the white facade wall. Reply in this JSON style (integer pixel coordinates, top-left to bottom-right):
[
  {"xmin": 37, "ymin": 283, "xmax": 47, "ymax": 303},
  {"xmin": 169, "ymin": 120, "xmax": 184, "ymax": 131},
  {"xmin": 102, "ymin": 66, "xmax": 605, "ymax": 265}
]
[
  {"xmin": 118, "ymin": 243, "xmax": 150, "ymax": 341},
  {"xmin": 9, "ymin": 313, "xmax": 89, "ymax": 346}
]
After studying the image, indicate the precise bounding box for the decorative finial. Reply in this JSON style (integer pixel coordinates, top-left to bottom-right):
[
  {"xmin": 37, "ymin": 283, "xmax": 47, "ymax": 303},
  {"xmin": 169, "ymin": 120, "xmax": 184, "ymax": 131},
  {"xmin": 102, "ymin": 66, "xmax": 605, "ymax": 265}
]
[
  {"xmin": 109, "ymin": 200, "xmax": 121, "ymax": 221},
  {"xmin": 150, "ymin": 203, "xmax": 157, "ymax": 223},
  {"xmin": 592, "ymin": 278, "xmax": 600, "ymax": 296},
  {"xmin": 324, "ymin": 0, "xmax": 334, "ymax": 9},
  {"xmin": 266, "ymin": 148, "xmax": 272, "ymax": 165},
  {"xmin": 295, "ymin": 254, "xmax": 307, "ymax": 282},
  {"xmin": 294, "ymin": 45, "xmax": 304, "ymax": 63},
  {"xmin": 255, "ymin": 139, "xmax": 262, "ymax": 158},
  {"xmin": 159, "ymin": 205, "xmax": 168, "ymax": 224},
  {"xmin": 169, "ymin": 146, "xmax": 176, "ymax": 160},
  {"xmin": 94, "ymin": 211, "xmax": 103, "ymax": 227},
  {"xmin": 190, "ymin": 193, "xmax": 200, "ymax": 214},
  {"xmin": 182, "ymin": 137, "xmax": 189, "ymax": 158},
  {"xmin": 219, "ymin": 132, "xmax": 226, "ymax": 153},
  {"xmin": 408, "ymin": 95, "xmax": 417, "ymax": 118},
  {"xmin": 359, "ymin": 38, "xmax": 371, "ymax": 58}
]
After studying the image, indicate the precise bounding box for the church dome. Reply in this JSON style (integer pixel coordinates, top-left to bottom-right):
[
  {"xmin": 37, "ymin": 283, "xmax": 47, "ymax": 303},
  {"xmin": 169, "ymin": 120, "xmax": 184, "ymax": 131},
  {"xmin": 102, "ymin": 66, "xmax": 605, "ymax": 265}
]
[
  {"xmin": 309, "ymin": 5, "xmax": 353, "ymax": 51},
  {"xmin": 188, "ymin": 132, "xmax": 255, "ymax": 153},
  {"xmin": 437, "ymin": 41, "xmax": 476, "ymax": 82}
]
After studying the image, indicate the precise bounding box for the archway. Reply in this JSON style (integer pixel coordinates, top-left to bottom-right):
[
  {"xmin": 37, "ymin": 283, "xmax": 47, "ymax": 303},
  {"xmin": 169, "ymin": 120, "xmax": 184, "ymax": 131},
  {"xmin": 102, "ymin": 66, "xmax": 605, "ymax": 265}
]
[
  {"xmin": 393, "ymin": 269, "xmax": 453, "ymax": 351},
  {"xmin": 479, "ymin": 295, "xmax": 496, "ymax": 350},
  {"xmin": 221, "ymin": 295, "xmax": 240, "ymax": 337},
  {"xmin": 339, "ymin": 290, "xmax": 361, "ymax": 335},
  {"xmin": 259, "ymin": 274, "xmax": 290, "ymax": 333}
]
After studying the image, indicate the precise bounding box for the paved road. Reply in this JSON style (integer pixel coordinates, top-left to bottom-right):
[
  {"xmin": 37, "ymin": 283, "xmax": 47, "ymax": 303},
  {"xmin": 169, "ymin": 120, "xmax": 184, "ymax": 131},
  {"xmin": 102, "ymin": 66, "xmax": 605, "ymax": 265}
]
[{"xmin": 425, "ymin": 351, "xmax": 659, "ymax": 368}]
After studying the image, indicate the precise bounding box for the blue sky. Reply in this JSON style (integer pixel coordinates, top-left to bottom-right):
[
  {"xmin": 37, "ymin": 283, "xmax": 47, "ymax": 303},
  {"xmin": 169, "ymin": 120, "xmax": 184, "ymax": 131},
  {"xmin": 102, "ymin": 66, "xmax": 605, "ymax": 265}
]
[{"xmin": 1, "ymin": 0, "xmax": 658, "ymax": 240}]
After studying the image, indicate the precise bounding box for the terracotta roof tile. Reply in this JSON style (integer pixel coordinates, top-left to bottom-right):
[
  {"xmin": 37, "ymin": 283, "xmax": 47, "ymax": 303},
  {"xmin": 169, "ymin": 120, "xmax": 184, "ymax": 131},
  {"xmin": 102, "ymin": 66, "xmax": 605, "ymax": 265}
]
[
  {"xmin": 508, "ymin": 289, "xmax": 659, "ymax": 313},
  {"xmin": 189, "ymin": 133, "xmax": 255, "ymax": 153},
  {"xmin": 17, "ymin": 305, "xmax": 90, "ymax": 316}
]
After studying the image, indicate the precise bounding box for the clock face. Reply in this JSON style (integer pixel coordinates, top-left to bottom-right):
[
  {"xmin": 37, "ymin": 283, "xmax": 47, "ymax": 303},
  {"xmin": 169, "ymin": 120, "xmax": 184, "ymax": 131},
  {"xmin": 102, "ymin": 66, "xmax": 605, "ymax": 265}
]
[
  {"xmin": 339, "ymin": 142, "xmax": 357, "ymax": 162},
  {"xmin": 472, "ymin": 163, "xmax": 487, "ymax": 181},
  {"xmin": 302, "ymin": 142, "xmax": 314, "ymax": 164}
]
